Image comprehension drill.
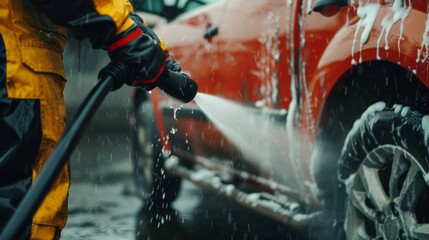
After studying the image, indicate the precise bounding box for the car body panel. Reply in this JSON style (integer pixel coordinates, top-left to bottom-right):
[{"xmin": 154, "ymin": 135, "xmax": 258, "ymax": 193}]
[{"xmin": 312, "ymin": 3, "xmax": 428, "ymax": 105}]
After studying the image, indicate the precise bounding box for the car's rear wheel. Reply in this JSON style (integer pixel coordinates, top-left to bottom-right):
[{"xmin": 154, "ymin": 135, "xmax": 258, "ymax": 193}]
[
  {"xmin": 338, "ymin": 103, "xmax": 429, "ymax": 240},
  {"xmin": 132, "ymin": 100, "xmax": 181, "ymax": 206}
]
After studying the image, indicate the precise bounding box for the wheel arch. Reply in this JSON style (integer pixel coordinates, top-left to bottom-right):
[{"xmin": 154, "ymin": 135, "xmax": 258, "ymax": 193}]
[{"xmin": 311, "ymin": 60, "xmax": 429, "ymax": 196}]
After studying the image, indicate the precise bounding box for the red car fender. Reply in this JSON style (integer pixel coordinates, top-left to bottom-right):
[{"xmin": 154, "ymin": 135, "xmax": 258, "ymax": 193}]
[{"xmin": 311, "ymin": 4, "xmax": 428, "ymax": 128}]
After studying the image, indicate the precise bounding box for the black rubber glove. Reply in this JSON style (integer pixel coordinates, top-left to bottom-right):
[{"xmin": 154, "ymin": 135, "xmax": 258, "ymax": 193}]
[
  {"xmin": 107, "ymin": 15, "xmax": 198, "ymax": 102},
  {"xmin": 128, "ymin": 12, "xmax": 182, "ymax": 73},
  {"xmin": 106, "ymin": 24, "xmax": 166, "ymax": 90}
]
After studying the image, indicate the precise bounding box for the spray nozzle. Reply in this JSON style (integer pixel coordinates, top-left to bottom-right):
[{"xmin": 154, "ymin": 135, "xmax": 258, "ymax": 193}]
[{"xmin": 158, "ymin": 70, "xmax": 198, "ymax": 103}]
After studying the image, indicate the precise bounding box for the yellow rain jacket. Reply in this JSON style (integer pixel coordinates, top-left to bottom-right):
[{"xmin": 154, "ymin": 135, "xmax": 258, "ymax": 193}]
[{"xmin": 0, "ymin": 0, "xmax": 150, "ymax": 239}]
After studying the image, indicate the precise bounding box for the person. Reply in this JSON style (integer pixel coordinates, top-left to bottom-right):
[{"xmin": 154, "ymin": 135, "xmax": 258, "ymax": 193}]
[{"xmin": 0, "ymin": 0, "xmax": 196, "ymax": 239}]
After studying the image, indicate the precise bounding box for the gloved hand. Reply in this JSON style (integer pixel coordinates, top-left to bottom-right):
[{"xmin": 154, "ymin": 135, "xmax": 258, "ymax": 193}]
[
  {"xmin": 106, "ymin": 13, "xmax": 198, "ymax": 102},
  {"xmin": 165, "ymin": 55, "xmax": 182, "ymax": 72},
  {"xmin": 106, "ymin": 23, "xmax": 166, "ymax": 91},
  {"xmin": 128, "ymin": 12, "xmax": 182, "ymax": 73}
]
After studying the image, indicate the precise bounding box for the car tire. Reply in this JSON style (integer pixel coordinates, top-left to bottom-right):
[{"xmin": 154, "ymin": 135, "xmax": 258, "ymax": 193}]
[
  {"xmin": 132, "ymin": 99, "xmax": 181, "ymax": 206},
  {"xmin": 337, "ymin": 102, "xmax": 429, "ymax": 239}
]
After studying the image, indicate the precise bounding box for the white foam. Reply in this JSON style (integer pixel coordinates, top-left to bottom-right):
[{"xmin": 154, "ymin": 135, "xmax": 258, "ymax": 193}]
[
  {"xmin": 421, "ymin": 115, "xmax": 429, "ymax": 145},
  {"xmin": 352, "ymin": 2, "xmax": 381, "ymax": 64},
  {"xmin": 417, "ymin": 14, "xmax": 429, "ymax": 63},
  {"xmin": 376, "ymin": 0, "xmax": 411, "ymax": 59}
]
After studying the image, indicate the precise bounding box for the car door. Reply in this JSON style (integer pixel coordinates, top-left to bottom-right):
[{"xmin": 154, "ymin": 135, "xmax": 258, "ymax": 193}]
[
  {"xmin": 210, "ymin": 0, "xmax": 292, "ymax": 108},
  {"xmin": 154, "ymin": 0, "xmax": 304, "ymax": 189},
  {"xmin": 205, "ymin": 0, "xmax": 306, "ymax": 187},
  {"xmin": 150, "ymin": 1, "xmax": 234, "ymax": 158},
  {"xmin": 154, "ymin": 0, "xmax": 226, "ymax": 92}
]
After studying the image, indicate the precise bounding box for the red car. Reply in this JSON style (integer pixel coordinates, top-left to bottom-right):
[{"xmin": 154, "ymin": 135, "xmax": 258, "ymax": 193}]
[{"xmin": 130, "ymin": 0, "xmax": 429, "ymax": 239}]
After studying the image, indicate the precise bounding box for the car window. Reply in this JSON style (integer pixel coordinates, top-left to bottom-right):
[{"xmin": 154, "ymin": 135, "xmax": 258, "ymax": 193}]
[
  {"xmin": 181, "ymin": 0, "xmax": 220, "ymax": 13},
  {"xmin": 133, "ymin": 0, "xmax": 220, "ymax": 20},
  {"xmin": 131, "ymin": 0, "xmax": 164, "ymax": 15}
]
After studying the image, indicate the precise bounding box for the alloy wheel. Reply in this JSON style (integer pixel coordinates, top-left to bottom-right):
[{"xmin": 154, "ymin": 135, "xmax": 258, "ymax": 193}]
[{"xmin": 345, "ymin": 145, "xmax": 429, "ymax": 240}]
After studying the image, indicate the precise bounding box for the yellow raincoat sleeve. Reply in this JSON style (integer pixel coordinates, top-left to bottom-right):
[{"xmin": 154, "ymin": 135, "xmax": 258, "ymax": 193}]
[{"xmin": 26, "ymin": 0, "xmax": 136, "ymax": 48}]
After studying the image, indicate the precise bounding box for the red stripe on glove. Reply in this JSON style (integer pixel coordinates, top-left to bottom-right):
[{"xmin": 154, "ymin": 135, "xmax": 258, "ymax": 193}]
[
  {"xmin": 132, "ymin": 64, "xmax": 166, "ymax": 85},
  {"xmin": 107, "ymin": 28, "xmax": 143, "ymax": 52}
]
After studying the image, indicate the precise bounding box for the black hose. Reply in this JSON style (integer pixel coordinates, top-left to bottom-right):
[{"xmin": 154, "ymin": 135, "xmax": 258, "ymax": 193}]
[
  {"xmin": 0, "ymin": 61, "xmax": 198, "ymax": 239},
  {"xmin": 0, "ymin": 62, "xmax": 128, "ymax": 240}
]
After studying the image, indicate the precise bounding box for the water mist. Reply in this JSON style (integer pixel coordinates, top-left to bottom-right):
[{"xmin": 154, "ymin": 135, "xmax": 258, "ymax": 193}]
[{"xmin": 193, "ymin": 93, "xmax": 297, "ymax": 186}]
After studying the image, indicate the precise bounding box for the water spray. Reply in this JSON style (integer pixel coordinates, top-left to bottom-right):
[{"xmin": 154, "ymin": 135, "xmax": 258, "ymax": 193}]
[{"xmin": 193, "ymin": 93, "xmax": 295, "ymax": 185}]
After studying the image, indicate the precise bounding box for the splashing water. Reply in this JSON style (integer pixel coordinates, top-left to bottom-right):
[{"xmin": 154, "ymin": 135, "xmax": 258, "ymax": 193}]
[{"xmin": 194, "ymin": 93, "xmax": 296, "ymax": 185}]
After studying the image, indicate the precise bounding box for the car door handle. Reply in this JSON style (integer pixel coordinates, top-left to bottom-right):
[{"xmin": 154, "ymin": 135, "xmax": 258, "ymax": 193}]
[{"xmin": 204, "ymin": 25, "xmax": 219, "ymax": 39}]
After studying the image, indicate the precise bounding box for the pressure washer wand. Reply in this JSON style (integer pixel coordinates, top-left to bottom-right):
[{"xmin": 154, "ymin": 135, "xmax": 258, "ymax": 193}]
[{"xmin": 0, "ymin": 61, "xmax": 129, "ymax": 240}]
